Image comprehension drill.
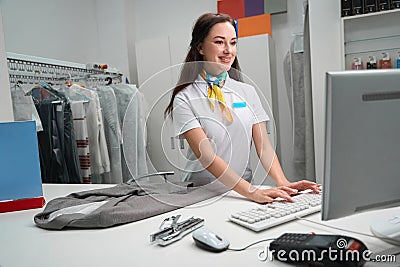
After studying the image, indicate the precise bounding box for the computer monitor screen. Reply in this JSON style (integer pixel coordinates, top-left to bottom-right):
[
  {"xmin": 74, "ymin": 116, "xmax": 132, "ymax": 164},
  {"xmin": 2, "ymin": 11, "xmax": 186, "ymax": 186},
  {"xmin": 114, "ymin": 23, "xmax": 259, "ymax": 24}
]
[{"xmin": 322, "ymin": 69, "xmax": 400, "ymax": 221}]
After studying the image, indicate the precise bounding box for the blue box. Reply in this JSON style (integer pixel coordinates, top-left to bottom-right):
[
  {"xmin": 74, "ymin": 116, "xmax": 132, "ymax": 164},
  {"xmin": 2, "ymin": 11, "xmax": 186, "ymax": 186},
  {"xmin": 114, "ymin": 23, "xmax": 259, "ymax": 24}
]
[{"xmin": 0, "ymin": 121, "xmax": 44, "ymax": 212}]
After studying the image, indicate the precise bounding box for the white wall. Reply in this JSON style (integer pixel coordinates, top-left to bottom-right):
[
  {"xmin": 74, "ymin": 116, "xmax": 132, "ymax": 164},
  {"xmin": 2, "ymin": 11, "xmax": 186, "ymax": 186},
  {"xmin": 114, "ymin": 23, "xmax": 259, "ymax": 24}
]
[
  {"xmin": 269, "ymin": 0, "xmax": 308, "ymax": 180},
  {"xmin": 0, "ymin": 5, "xmax": 13, "ymax": 122},
  {"xmin": 0, "ymin": 0, "xmax": 130, "ymax": 81},
  {"xmin": 124, "ymin": 0, "xmax": 138, "ymax": 84},
  {"xmin": 135, "ymin": 0, "xmax": 217, "ymax": 43},
  {"xmin": 94, "ymin": 0, "xmax": 130, "ymax": 82},
  {"xmin": 308, "ymin": 0, "xmax": 341, "ymax": 183},
  {"xmin": 133, "ymin": 0, "xmax": 217, "ymax": 85}
]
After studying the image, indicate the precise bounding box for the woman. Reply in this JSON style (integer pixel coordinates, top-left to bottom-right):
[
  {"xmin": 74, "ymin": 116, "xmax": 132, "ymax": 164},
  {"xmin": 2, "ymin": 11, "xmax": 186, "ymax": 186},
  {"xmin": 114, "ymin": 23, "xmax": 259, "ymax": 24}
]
[{"xmin": 165, "ymin": 13, "xmax": 320, "ymax": 203}]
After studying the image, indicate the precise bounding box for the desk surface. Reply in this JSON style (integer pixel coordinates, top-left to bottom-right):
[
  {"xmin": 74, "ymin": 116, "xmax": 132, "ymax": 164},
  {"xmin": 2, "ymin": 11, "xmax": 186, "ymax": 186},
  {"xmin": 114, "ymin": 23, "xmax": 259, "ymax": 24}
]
[{"xmin": 0, "ymin": 184, "xmax": 399, "ymax": 267}]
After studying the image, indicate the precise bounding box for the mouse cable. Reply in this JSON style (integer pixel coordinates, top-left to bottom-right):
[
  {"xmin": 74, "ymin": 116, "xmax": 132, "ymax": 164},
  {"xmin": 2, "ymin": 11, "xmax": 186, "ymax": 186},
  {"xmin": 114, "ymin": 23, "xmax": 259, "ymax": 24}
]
[
  {"xmin": 228, "ymin": 238, "xmax": 276, "ymax": 251},
  {"xmin": 295, "ymin": 216, "xmax": 400, "ymax": 246}
]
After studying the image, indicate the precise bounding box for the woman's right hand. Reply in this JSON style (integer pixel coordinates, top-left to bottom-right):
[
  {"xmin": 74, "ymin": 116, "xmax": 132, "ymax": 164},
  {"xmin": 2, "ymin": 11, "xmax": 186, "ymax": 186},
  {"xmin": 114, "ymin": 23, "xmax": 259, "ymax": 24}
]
[{"xmin": 248, "ymin": 186, "xmax": 298, "ymax": 204}]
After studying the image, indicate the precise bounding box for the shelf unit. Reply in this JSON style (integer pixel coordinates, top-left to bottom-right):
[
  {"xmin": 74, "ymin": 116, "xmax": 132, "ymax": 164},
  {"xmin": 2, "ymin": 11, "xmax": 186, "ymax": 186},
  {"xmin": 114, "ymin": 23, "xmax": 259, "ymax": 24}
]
[{"xmin": 340, "ymin": 8, "xmax": 400, "ymax": 70}]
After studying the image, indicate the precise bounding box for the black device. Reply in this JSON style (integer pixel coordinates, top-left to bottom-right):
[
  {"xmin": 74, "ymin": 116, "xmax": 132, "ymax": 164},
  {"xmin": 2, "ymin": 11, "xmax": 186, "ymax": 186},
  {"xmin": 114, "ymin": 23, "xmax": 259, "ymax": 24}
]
[
  {"xmin": 269, "ymin": 233, "xmax": 369, "ymax": 267},
  {"xmin": 392, "ymin": 0, "xmax": 400, "ymax": 8},
  {"xmin": 378, "ymin": 0, "xmax": 391, "ymax": 10},
  {"xmin": 352, "ymin": 0, "xmax": 364, "ymax": 15},
  {"xmin": 364, "ymin": 0, "xmax": 378, "ymax": 13},
  {"xmin": 341, "ymin": 0, "xmax": 353, "ymax": 16}
]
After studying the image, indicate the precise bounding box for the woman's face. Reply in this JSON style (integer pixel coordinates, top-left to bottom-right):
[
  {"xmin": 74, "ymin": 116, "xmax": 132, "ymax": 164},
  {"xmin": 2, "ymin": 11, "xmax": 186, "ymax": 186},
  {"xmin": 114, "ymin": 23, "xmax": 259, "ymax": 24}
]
[{"xmin": 198, "ymin": 21, "xmax": 237, "ymax": 75}]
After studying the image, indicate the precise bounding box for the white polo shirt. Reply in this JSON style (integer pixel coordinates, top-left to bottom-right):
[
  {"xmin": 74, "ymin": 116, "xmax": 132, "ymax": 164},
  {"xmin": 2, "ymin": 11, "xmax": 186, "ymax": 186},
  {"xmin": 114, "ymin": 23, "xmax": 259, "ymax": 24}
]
[{"xmin": 172, "ymin": 73, "xmax": 269, "ymax": 183}]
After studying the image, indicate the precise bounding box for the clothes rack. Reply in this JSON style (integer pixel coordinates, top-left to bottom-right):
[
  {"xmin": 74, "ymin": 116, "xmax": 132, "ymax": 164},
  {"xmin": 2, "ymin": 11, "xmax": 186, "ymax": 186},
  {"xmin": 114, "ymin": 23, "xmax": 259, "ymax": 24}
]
[
  {"xmin": 6, "ymin": 53, "xmax": 125, "ymax": 184},
  {"xmin": 7, "ymin": 52, "xmax": 148, "ymax": 185},
  {"xmin": 7, "ymin": 52, "xmax": 123, "ymax": 86}
]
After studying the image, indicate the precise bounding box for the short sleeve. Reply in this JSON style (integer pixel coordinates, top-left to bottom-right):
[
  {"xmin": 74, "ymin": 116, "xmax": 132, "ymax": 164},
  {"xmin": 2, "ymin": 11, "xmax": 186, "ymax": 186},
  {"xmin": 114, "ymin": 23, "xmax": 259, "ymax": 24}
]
[
  {"xmin": 249, "ymin": 87, "xmax": 269, "ymax": 124},
  {"xmin": 172, "ymin": 95, "xmax": 201, "ymax": 137}
]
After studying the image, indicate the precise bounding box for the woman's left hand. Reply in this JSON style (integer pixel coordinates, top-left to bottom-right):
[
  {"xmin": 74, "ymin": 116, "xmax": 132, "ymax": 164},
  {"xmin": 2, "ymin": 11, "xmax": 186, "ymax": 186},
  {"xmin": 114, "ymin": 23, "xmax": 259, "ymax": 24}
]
[{"xmin": 279, "ymin": 180, "xmax": 321, "ymax": 194}]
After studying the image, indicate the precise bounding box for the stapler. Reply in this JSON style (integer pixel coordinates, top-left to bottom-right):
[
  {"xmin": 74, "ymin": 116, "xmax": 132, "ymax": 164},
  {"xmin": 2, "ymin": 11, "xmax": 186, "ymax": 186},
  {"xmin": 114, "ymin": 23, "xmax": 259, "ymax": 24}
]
[{"xmin": 150, "ymin": 215, "xmax": 205, "ymax": 246}]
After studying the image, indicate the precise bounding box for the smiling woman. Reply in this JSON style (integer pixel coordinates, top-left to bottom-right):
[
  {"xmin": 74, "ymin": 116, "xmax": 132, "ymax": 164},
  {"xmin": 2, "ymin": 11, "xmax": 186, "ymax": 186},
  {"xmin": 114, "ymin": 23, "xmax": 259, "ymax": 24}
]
[
  {"xmin": 197, "ymin": 21, "xmax": 237, "ymax": 75},
  {"xmin": 164, "ymin": 13, "xmax": 243, "ymax": 113},
  {"xmin": 164, "ymin": 13, "xmax": 321, "ymax": 204}
]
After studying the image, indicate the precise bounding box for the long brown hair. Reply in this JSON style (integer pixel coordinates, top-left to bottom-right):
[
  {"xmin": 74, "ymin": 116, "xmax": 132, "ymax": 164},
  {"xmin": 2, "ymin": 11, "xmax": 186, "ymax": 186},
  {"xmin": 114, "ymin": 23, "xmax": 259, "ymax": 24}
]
[{"xmin": 164, "ymin": 13, "xmax": 242, "ymax": 118}]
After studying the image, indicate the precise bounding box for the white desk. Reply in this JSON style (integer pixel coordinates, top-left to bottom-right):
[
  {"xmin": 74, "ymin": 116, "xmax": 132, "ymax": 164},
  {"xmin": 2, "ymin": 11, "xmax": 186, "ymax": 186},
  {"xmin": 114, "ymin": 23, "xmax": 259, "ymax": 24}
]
[{"xmin": 0, "ymin": 184, "xmax": 399, "ymax": 267}]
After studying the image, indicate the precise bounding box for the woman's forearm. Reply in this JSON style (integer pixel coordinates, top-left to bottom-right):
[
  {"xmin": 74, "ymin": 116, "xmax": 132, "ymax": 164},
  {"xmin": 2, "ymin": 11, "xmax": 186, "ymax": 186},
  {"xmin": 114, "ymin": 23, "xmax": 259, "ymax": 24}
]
[
  {"xmin": 267, "ymin": 153, "xmax": 290, "ymax": 186},
  {"xmin": 252, "ymin": 123, "xmax": 290, "ymax": 186},
  {"xmin": 205, "ymin": 155, "xmax": 255, "ymax": 198}
]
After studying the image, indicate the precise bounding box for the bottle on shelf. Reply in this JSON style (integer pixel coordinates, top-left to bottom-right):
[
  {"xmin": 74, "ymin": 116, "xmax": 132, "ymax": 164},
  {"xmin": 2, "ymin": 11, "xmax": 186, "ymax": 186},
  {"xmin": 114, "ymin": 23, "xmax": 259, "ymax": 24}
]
[
  {"xmin": 397, "ymin": 52, "xmax": 400, "ymax": 68},
  {"xmin": 351, "ymin": 57, "xmax": 363, "ymax": 70},
  {"xmin": 379, "ymin": 52, "xmax": 392, "ymax": 69},
  {"xmin": 367, "ymin": 56, "xmax": 377, "ymax": 69}
]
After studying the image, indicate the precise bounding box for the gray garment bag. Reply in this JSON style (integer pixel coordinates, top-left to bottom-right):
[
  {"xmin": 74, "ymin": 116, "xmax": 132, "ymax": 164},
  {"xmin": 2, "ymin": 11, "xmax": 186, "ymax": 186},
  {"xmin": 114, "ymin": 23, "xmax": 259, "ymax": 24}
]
[{"xmin": 34, "ymin": 182, "xmax": 228, "ymax": 230}]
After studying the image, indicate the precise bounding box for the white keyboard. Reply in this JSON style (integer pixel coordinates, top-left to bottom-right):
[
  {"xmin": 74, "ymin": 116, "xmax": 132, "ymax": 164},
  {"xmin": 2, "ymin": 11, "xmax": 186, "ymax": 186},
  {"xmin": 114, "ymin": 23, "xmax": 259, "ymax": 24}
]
[{"xmin": 229, "ymin": 191, "xmax": 322, "ymax": 232}]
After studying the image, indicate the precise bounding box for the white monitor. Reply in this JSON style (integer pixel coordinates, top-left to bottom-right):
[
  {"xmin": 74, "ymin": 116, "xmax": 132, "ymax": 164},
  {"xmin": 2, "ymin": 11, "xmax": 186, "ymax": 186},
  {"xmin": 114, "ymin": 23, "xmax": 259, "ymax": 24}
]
[{"xmin": 322, "ymin": 69, "xmax": 400, "ymax": 222}]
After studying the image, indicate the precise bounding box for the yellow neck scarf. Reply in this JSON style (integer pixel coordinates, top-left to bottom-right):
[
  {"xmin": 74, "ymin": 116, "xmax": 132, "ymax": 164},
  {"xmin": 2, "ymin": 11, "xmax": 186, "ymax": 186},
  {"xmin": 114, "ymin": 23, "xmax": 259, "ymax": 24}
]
[{"xmin": 200, "ymin": 70, "xmax": 233, "ymax": 122}]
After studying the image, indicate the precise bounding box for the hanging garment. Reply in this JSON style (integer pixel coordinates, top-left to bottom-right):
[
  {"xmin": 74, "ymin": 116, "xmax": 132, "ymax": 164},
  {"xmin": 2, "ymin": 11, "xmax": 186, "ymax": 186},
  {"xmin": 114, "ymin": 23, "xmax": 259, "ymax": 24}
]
[
  {"xmin": 34, "ymin": 181, "xmax": 228, "ymax": 230},
  {"xmin": 283, "ymin": 2, "xmax": 315, "ymax": 180},
  {"xmin": 302, "ymin": 3, "xmax": 316, "ymax": 180},
  {"xmin": 11, "ymin": 85, "xmax": 43, "ymax": 132},
  {"xmin": 59, "ymin": 82, "xmax": 93, "ymax": 184},
  {"xmin": 96, "ymin": 86, "xmax": 123, "ymax": 183},
  {"xmin": 70, "ymin": 85, "xmax": 110, "ymax": 184},
  {"xmin": 32, "ymin": 85, "xmax": 82, "ymax": 183},
  {"xmin": 111, "ymin": 84, "xmax": 148, "ymax": 182},
  {"xmin": 284, "ymin": 44, "xmax": 307, "ymax": 178},
  {"xmin": 70, "ymin": 101, "xmax": 91, "ymax": 183},
  {"xmin": 36, "ymin": 100, "xmax": 69, "ymax": 183}
]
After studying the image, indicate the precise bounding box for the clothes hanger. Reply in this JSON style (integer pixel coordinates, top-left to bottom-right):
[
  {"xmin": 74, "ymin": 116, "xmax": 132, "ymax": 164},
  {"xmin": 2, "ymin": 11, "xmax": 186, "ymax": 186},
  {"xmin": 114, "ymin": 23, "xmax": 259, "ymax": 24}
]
[
  {"xmin": 11, "ymin": 80, "xmax": 23, "ymax": 91},
  {"xmin": 25, "ymin": 83, "xmax": 63, "ymax": 104},
  {"xmin": 105, "ymin": 77, "xmax": 113, "ymax": 85},
  {"xmin": 61, "ymin": 82, "xmax": 92, "ymax": 103}
]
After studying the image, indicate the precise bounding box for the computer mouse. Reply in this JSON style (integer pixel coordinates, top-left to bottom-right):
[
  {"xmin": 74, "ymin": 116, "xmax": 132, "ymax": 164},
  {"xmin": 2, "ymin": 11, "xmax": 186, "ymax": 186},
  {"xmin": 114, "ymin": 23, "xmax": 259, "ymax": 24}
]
[
  {"xmin": 369, "ymin": 212, "xmax": 400, "ymax": 246},
  {"xmin": 192, "ymin": 227, "xmax": 230, "ymax": 252}
]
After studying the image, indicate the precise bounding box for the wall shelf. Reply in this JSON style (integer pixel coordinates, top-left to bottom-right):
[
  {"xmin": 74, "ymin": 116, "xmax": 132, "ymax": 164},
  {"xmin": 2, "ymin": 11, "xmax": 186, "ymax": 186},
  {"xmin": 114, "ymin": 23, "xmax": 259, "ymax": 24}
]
[
  {"xmin": 342, "ymin": 8, "xmax": 400, "ymax": 21},
  {"xmin": 344, "ymin": 34, "xmax": 400, "ymax": 44},
  {"xmin": 340, "ymin": 8, "xmax": 400, "ymax": 70}
]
